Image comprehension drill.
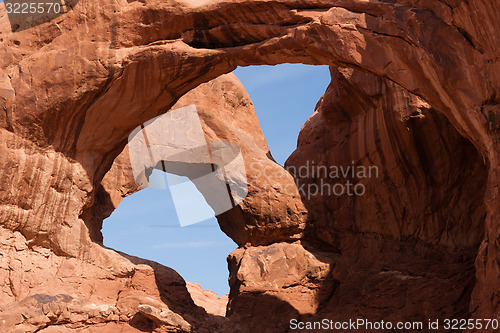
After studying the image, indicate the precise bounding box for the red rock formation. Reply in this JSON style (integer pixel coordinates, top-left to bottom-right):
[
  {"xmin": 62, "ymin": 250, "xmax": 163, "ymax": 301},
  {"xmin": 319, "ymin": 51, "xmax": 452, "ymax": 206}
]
[
  {"xmin": 286, "ymin": 66, "xmax": 487, "ymax": 326},
  {"xmin": 185, "ymin": 282, "xmax": 228, "ymax": 317},
  {"xmin": 88, "ymin": 72, "xmax": 306, "ymax": 247},
  {"xmin": 1, "ymin": 0, "xmax": 500, "ymax": 332}
]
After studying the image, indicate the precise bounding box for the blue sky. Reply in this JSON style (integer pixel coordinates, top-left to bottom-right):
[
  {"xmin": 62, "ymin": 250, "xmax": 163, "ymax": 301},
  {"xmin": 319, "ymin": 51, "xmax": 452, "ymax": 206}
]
[{"xmin": 102, "ymin": 64, "xmax": 331, "ymax": 296}]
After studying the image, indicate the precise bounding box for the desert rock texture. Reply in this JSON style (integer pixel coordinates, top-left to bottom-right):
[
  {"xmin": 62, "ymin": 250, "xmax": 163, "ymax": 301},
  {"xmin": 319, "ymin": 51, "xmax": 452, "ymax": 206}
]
[{"xmin": 1, "ymin": 0, "xmax": 499, "ymax": 332}]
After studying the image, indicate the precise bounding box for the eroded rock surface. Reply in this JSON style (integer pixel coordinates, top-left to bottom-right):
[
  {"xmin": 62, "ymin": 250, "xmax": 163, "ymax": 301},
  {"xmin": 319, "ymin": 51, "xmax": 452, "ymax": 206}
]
[
  {"xmin": 226, "ymin": 241, "xmax": 338, "ymax": 332},
  {"xmin": 286, "ymin": 67, "xmax": 486, "ymax": 326},
  {"xmin": 90, "ymin": 72, "xmax": 306, "ymax": 247},
  {"xmin": 1, "ymin": 0, "xmax": 500, "ymax": 332},
  {"xmin": 185, "ymin": 283, "xmax": 228, "ymax": 317},
  {"xmin": 0, "ymin": 228, "xmax": 203, "ymax": 332}
]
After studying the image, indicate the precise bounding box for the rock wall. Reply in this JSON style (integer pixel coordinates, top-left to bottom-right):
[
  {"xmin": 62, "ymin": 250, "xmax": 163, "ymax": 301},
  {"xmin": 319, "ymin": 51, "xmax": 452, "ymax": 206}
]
[
  {"xmin": 286, "ymin": 66, "xmax": 487, "ymax": 326},
  {"xmin": 1, "ymin": 0, "xmax": 500, "ymax": 332}
]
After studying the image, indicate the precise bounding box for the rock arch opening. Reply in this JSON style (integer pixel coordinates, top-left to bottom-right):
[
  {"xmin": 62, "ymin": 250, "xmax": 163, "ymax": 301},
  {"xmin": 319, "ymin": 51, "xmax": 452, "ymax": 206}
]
[
  {"xmin": 233, "ymin": 64, "xmax": 332, "ymax": 165},
  {"xmin": 98, "ymin": 63, "xmax": 332, "ymax": 312},
  {"xmin": 95, "ymin": 63, "xmax": 488, "ymax": 327},
  {"xmin": 102, "ymin": 169, "xmax": 236, "ymax": 299}
]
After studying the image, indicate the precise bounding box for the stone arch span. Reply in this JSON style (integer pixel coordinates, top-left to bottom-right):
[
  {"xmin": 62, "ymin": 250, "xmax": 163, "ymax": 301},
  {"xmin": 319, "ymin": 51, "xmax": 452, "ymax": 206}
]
[{"xmin": 1, "ymin": 0, "xmax": 500, "ymax": 331}]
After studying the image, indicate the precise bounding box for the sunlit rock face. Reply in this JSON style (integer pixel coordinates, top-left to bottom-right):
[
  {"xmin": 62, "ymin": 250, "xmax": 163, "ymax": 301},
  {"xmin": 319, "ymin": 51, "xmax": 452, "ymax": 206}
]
[{"xmin": 1, "ymin": 0, "xmax": 500, "ymax": 331}]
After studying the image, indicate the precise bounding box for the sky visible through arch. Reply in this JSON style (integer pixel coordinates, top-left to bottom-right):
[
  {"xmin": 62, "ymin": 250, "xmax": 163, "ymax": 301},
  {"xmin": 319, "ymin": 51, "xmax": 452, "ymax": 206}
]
[{"xmin": 102, "ymin": 64, "xmax": 331, "ymax": 296}]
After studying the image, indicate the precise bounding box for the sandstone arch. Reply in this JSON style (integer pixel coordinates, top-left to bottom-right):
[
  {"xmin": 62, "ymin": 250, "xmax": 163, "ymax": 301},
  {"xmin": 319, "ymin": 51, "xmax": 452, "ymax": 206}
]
[{"xmin": 1, "ymin": 0, "xmax": 499, "ymax": 331}]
